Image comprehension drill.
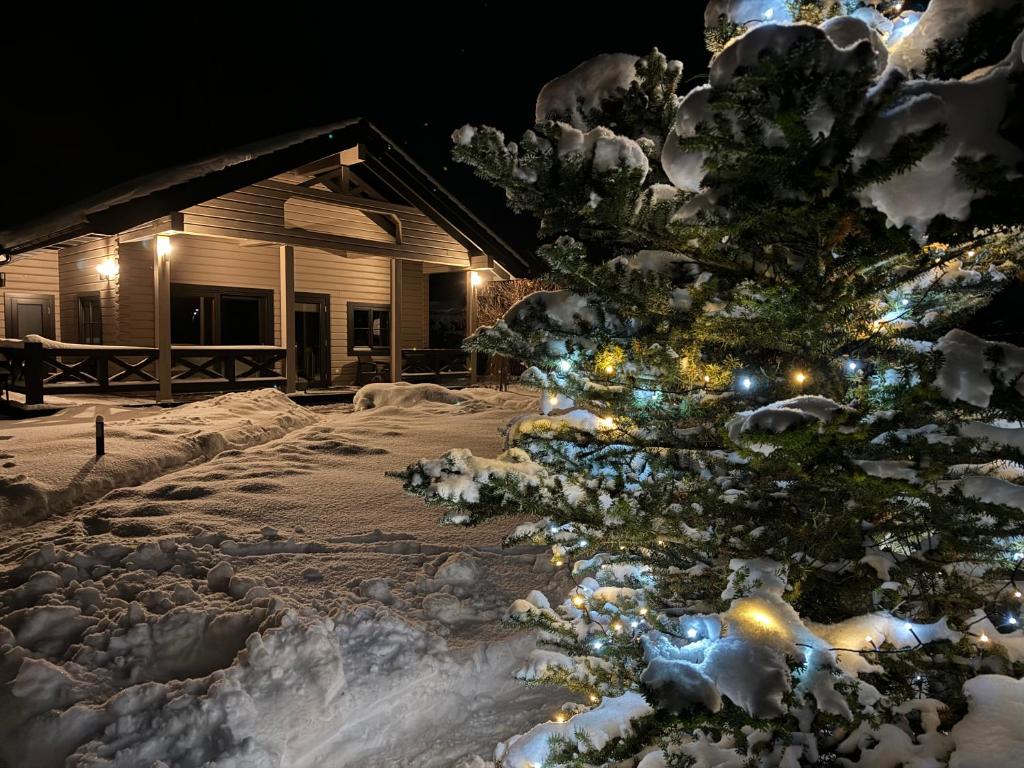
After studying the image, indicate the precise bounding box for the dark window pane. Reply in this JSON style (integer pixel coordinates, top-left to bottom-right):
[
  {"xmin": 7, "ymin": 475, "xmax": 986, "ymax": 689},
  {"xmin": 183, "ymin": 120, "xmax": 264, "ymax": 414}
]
[
  {"xmin": 220, "ymin": 296, "xmax": 264, "ymax": 345},
  {"xmin": 171, "ymin": 296, "xmax": 202, "ymax": 344},
  {"xmin": 352, "ymin": 328, "xmax": 370, "ymax": 348},
  {"xmin": 353, "ymin": 309, "xmax": 370, "ymax": 330}
]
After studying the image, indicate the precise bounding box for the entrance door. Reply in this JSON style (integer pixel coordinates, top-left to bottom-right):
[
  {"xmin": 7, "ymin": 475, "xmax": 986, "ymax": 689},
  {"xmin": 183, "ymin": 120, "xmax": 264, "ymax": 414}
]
[
  {"xmin": 5, "ymin": 293, "xmax": 55, "ymax": 339},
  {"xmin": 295, "ymin": 293, "xmax": 330, "ymax": 389}
]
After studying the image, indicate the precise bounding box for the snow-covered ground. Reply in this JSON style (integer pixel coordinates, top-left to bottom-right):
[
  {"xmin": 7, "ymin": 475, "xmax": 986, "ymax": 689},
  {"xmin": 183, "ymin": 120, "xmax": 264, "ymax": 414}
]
[{"xmin": 0, "ymin": 386, "xmax": 568, "ymax": 767}]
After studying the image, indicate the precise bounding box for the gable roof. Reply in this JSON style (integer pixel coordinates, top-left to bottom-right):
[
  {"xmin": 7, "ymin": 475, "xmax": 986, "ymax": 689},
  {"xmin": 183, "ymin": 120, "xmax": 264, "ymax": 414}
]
[{"xmin": 0, "ymin": 118, "xmax": 530, "ymax": 272}]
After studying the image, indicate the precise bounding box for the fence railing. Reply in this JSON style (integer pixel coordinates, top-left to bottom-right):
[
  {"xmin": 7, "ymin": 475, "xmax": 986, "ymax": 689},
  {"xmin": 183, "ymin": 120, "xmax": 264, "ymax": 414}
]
[
  {"xmin": 0, "ymin": 342, "xmax": 287, "ymax": 404},
  {"xmin": 400, "ymin": 348, "xmax": 471, "ymax": 386}
]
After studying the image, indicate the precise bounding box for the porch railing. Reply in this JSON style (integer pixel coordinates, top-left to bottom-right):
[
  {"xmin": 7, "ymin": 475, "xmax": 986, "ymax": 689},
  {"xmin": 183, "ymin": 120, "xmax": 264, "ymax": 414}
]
[
  {"xmin": 0, "ymin": 342, "xmax": 286, "ymax": 405},
  {"xmin": 400, "ymin": 348, "xmax": 471, "ymax": 386}
]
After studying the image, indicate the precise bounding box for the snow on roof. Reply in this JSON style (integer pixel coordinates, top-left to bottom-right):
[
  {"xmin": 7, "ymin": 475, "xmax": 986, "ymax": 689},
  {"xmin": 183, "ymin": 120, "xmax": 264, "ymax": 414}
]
[{"xmin": 0, "ymin": 120, "xmax": 359, "ymax": 257}]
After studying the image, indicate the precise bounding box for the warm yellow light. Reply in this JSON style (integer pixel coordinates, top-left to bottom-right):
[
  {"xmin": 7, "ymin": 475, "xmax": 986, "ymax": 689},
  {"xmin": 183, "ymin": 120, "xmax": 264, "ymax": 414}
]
[
  {"xmin": 865, "ymin": 635, "xmax": 873, "ymax": 644},
  {"xmin": 793, "ymin": 371, "xmax": 807, "ymax": 385},
  {"xmin": 604, "ymin": 365, "xmax": 615, "ymax": 375},
  {"xmin": 612, "ymin": 621, "xmax": 622, "ymax": 632},
  {"xmin": 548, "ymin": 394, "xmax": 559, "ymax": 406},
  {"xmin": 639, "ymin": 607, "xmax": 648, "ymax": 616},
  {"xmin": 553, "ymin": 712, "xmax": 566, "ymax": 723},
  {"xmin": 470, "ymin": 270, "xmax": 482, "ymax": 287},
  {"xmin": 703, "ymin": 374, "xmax": 710, "ymax": 383},
  {"xmin": 96, "ymin": 257, "xmax": 119, "ymax": 280},
  {"xmin": 1015, "ymin": 590, "xmax": 1022, "ymax": 599},
  {"xmin": 554, "ymin": 559, "xmax": 564, "ymax": 566},
  {"xmin": 589, "ymin": 694, "xmax": 599, "ymax": 703},
  {"xmin": 156, "ymin": 235, "xmax": 172, "ymax": 259},
  {"xmin": 597, "ymin": 416, "xmax": 615, "ymax": 430},
  {"xmin": 747, "ymin": 610, "xmax": 778, "ymax": 631},
  {"xmin": 979, "ymin": 633, "xmax": 990, "ymax": 643},
  {"xmin": 572, "ymin": 594, "xmax": 586, "ymax": 608}
]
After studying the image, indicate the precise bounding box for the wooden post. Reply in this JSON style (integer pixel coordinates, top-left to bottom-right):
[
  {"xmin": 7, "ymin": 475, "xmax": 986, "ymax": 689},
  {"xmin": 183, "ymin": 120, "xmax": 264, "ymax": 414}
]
[
  {"xmin": 390, "ymin": 258, "xmax": 402, "ymax": 383},
  {"xmin": 153, "ymin": 235, "xmax": 173, "ymax": 402},
  {"xmin": 279, "ymin": 245, "xmax": 297, "ymax": 393},
  {"xmin": 95, "ymin": 415, "xmax": 105, "ymax": 456},
  {"xmin": 466, "ymin": 270, "xmax": 479, "ymax": 385},
  {"xmin": 23, "ymin": 341, "xmax": 44, "ymax": 406}
]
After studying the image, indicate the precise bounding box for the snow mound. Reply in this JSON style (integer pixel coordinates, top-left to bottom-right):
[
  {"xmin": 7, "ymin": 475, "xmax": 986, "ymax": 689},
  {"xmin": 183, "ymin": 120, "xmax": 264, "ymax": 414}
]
[
  {"xmin": 727, "ymin": 396, "xmax": 850, "ymax": 452},
  {"xmin": 0, "ymin": 388, "xmax": 316, "ymax": 525},
  {"xmin": 353, "ymin": 382, "xmax": 467, "ymax": 410},
  {"xmin": 535, "ymin": 53, "xmax": 639, "ymax": 128}
]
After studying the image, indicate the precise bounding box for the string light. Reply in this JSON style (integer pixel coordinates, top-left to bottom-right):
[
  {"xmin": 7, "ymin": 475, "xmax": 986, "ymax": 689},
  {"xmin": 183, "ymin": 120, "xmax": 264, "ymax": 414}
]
[
  {"xmin": 793, "ymin": 371, "xmax": 807, "ymax": 386},
  {"xmin": 703, "ymin": 374, "xmax": 710, "ymax": 383},
  {"xmin": 557, "ymin": 359, "xmax": 572, "ymax": 373},
  {"xmin": 630, "ymin": 620, "xmax": 639, "ymax": 629},
  {"xmin": 592, "ymin": 639, "xmax": 604, "ymax": 651},
  {"xmin": 604, "ymin": 365, "xmax": 615, "ymax": 375},
  {"xmin": 1015, "ymin": 590, "xmax": 1022, "ymax": 599},
  {"xmin": 639, "ymin": 607, "xmax": 648, "ymax": 616},
  {"xmin": 589, "ymin": 694, "xmax": 599, "ymax": 703},
  {"xmin": 865, "ymin": 635, "xmax": 873, "ymax": 644},
  {"xmin": 1009, "ymin": 616, "xmax": 1018, "ymax": 626},
  {"xmin": 904, "ymin": 623, "xmax": 913, "ymax": 631},
  {"xmin": 597, "ymin": 416, "xmax": 616, "ymax": 430},
  {"xmin": 847, "ymin": 360, "xmax": 859, "ymax": 372},
  {"xmin": 554, "ymin": 559, "xmax": 564, "ymax": 566},
  {"xmin": 979, "ymin": 633, "xmax": 990, "ymax": 643},
  {"xmin": 548, "ymin": 394, "xmax": 559, "ymax": 406},
  {"xmin": 553, "ymin": 712, "xmax": 566, "ymax": 723},
  {"xmin": 578, "ymin": 539, "xmax": 588, "ymax": 547},
  {"xmin": 612, "ymin": 621, "xmax": 623, "ymax": 632},
  {"xmin": 686, "ymin": 627, "xmax": 698, "ymax": 639},
  {"xmin": 572, "ymin": 594, "xmax": 586, "ymax": 608},
  {"xmin": 741, "ymin": 376, "xmax": 753, "ymax": 390}
]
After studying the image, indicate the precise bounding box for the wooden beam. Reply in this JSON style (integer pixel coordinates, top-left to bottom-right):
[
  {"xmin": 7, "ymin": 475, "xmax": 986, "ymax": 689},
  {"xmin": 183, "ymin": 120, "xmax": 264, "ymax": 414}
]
[
  {"xmin": 390, "ymin": 259, "xmax": 402, "ymax": 383},
  {"xmin": 279, "ymin": 245, "xmax": 297, "ymax": 394},
  {"xmin": 153, "ymin": 235, "xmax": 173, "ymax": 402},
  {"xmin": 292, "ymin": 145, "xmax": 366, "ymax": 177},
  {"xmin": 466, "ymin": 270, "xmax": 478, "ymax": 385}
]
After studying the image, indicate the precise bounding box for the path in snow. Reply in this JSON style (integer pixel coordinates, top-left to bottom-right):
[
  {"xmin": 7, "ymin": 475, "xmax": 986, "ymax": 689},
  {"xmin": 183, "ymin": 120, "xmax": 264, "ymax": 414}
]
[{"xmin": 0, "ymin": 388, "xmax": 568, "ymax": 767}]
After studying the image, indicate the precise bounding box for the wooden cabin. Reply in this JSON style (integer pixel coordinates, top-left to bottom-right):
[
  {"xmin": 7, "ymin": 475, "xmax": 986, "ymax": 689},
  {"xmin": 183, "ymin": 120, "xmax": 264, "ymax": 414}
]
[{"xmin": 0, "ymin": 119, "xmax": 528, "ymax": 404}]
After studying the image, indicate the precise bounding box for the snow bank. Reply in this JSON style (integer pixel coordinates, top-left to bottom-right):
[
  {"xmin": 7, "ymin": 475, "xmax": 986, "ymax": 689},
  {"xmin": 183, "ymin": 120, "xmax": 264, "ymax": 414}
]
[
  {"xmin": 0, "ymin": 389, "xmax": 316, "ymax": 525},
  {"xmin": 354, "ymin": 382, "xmax": 468, "ymax": 410}
]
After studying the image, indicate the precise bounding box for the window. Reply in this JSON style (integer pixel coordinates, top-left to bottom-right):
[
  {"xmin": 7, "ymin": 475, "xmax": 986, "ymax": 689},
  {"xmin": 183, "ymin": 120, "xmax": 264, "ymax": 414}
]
[
  {"xmin": 5, "ymin": 293, "xmax": 55, "ymax": 339},
  {"xmin": 77, "ymin": 294, "xmax": 103, "ymax": 345},
  {"xmin": 170, "ymin": 284, "xmax": 272, "ymax": 345},
  {"xmin": 347, "ymin": 303, "xmax": 391, "ymax": 355}
]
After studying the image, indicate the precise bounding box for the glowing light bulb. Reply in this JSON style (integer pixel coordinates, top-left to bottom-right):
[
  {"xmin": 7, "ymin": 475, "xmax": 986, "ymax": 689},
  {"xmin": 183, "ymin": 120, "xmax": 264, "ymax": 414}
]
[
  {"xmin": 630, "ymin": 620, "xmax": 639, "ymax": 629},
  {"xmin": 848, "ymin": 361, "xmax": 858, "ymax": 372},
  {"xmin": 554, "ymin": 559, "xmax": 564, "ymax": 566},
  {"xmin": 612, "ymin": 622, "xmax": 622, "ymax": 632},
  {"xmin": 686, "ymin": 627, "xmax": 698, "ymax": 639},
  {"xmin": 793, "ymin": 371, "xmax": 807, "ymax": 385},
  {"xmin": 470, "ymin": 270, "xmax": 482, "ymax": 287},
  {"xmin": 901, "ymin": 298, "xmax": 910, "ymax": 306},
  {"xmin": 639, "ymin": 607, "xmax": 648, "ymax": 616},
  {"xmin": 741, "ymin": 376, "xmax": 752, "ymax": 390},
  {"xmin": 604, "ymin": 365, "xmax": 615, "ymax": 375},
  {"xmin": 597, "ymin": 416, "xmax": 615, "ymax": 430},
  {"xmin": 979, "ymin": 633, "xmax": 990, "ymax": 643},
  {"xmin": 904, "ymin": 623, "xmax": 913, "ymax": 631},
  {"xmin": 703, "ymin": 374, "xmax": 710, "ymax": 383},
  {"xmin": 553, "ymin": 712, "xmax": 566, "ymax": 723},
  {"xmin": 589, "ymin": 694, "xmax": 599, "ymax": 703},
  {"xmin": 1009, "ymin": 616, "xmax": 1018, "ymax": 625},
  {"xmin": 156, "ymin": 235, "xmax": 172, "ymax": 259},
  {"xmin": 865, "ymin": 635, "xmax": 873, "ymax": 644},
  {"xmin": 967, "ymin": 250, "xmax": 975, "ymax": 258},
  {"xmin": 657, "ymin": 539, "xmax": 664, "ymax": 546},
  {"xmin": 557, "ymin": 359, "xmax": 572, "ymax": 373},
  {"xmin": 1015, "ymin": 591, "xmax": 1022, "ymax": 598},
  {"xmin": 578, "ymin": 539, "xmax": 588, "ymax": 547},
  {"xmin": 572, "ymin": 594, "xmax": 586, "ymax": 608},
  {"xmin": 592, "ymin": 639, "xmax": 604, "ymax": 651},
  {"xmin": 548, "ymin": 394, "xmax": 559, "ymax": 406}
]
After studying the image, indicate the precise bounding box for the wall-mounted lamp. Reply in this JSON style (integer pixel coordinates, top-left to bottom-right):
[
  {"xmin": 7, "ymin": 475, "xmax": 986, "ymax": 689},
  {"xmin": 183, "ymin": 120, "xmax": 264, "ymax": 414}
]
[
  {"xmin": 156, "ymin": 235, "xmax": 173, "ymax": 259},
  {"xmin": 469, "ymin": 270, "xmax": 482, "ymax": 287},
  {"xmin": 96, "ymin": 257, "xmax": 120, "ymax": 280}
]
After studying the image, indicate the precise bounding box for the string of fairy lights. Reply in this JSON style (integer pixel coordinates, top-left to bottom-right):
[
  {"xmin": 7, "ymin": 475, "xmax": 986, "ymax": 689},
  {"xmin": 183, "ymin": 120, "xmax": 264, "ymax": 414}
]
[{"xmin": 532, "ymin": 244, "xmax": 1020, "ymax": 724}]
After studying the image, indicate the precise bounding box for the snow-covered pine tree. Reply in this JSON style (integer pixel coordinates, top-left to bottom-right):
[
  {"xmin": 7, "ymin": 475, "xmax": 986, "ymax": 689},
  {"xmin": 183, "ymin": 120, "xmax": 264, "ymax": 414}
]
[{"xmin": 400, "ymin": 2, "xmax": 1024, "ymax": 765}]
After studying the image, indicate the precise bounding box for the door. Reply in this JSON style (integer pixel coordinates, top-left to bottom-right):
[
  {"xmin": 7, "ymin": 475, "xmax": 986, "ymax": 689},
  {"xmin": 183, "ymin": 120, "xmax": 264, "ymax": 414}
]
[
  {"xmin": 295, "ymin": 293, "xmax": 330, "ymax": 388},
  {"xmin": 5, "ymin": 293, "xmax": 55, "ymax": 339}
]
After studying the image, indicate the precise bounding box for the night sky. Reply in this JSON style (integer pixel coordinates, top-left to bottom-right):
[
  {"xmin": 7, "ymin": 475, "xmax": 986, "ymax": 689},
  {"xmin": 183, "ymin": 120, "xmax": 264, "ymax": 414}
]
[{"xmin": 1, "ymin": 4, "xmax": 709, "ymax": 255}]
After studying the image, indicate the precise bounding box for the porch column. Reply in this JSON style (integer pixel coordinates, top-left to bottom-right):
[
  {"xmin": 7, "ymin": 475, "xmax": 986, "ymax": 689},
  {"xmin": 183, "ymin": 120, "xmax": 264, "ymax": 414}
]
[
  {"xmin": 390, "ymin": 258, "xmax": 402, "ymax": 383},
  {"xmin": 466, "ymin": 269, "xmax": 479, "ymax": 385},
  {"xmin": 279, "ymin": 245, "xmax": 297, "ymax": 393},
  {"xmin": 153, "ymin": 235, "xmax": 173, "ymax": 402}
]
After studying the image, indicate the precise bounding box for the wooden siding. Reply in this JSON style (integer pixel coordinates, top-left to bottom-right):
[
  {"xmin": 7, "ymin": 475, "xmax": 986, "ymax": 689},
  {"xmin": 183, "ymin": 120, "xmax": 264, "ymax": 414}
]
[
  {"xmin": 181, "ymin": 180, "xmax": 472, "ymax": 267},
  {"xmin": 1, "ymin": 250, "xmax": 61, "ymax": 340},
  {"xmin": 116, "ymin": 241, "xmax": 156, "ymax": 347},
  {"xmin": 400, "ymin": 260, "xmax": 428, "ymax": 350},
  {"xmin": 57, "ymin": 239, "xmax": 119, "ymax": 344}
]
